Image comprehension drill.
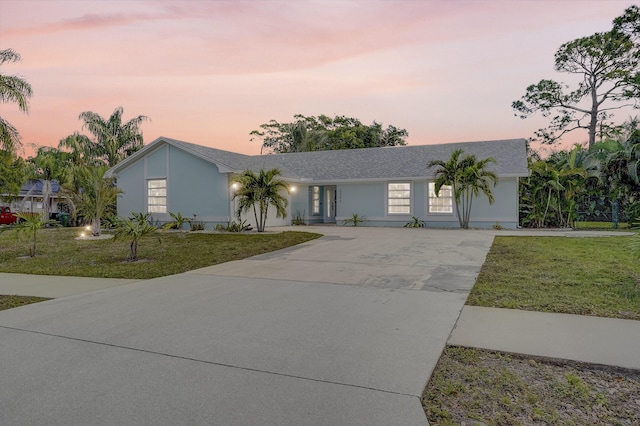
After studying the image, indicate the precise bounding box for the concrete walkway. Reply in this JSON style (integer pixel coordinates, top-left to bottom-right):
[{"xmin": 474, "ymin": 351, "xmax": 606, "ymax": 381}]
[
  {"xmin": 0, "ymin": 227, "xmax": 497, "ymax": 426},
  {"xmin": 0, "ymin": 272, "xmax": 140, "ymax": 298},
  {"xmin": 449, "ymin": 306, "xmax": 640, "ymax": 370}
]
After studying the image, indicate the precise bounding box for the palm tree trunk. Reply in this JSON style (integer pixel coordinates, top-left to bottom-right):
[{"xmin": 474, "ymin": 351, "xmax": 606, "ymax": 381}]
[
  {"xmin": 130, "ymin": 239, "xmax": 137, "ymax": 261},
  {"xmin": 42, "ymin": 180, "xmax": 52, "ymax": 220},
  {"xmin": 262, "ymin": 202, "xmax": 269, "ymax": 232},
  {"xmin": 252, "ymin": 205, "xmax": 260, "ymax": 232},
  {"xmin": 30, "ymin": 231, "xmax": 36, "ymax": 257},
  {"xmin": 453, "ymin": 188, "xmax": 464, "ymax": 228},
  {"xmin": 542, "ymin": 187, "xmax": 552, "ymax": 227},
  {"xmin": 93, "ymin": 213, "xmax": 101, "ymax": 236},
  {"xmin": 465, "ymin": 190, "xmax": 474, "ymax": 229}
]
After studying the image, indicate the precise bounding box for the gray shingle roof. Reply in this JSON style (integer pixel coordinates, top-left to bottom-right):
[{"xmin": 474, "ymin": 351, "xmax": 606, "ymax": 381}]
[
  {"xmin": 257, "ymin": 139, "xmax": 528, "ymax": 181},
  {"xmin": 106, "ymin": 137, "xmax": 529, "ymax": 182}
]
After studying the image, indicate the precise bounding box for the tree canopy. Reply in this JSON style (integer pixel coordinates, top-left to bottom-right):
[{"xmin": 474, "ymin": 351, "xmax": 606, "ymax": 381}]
[
  {"xmin": 0, "ymin": 149, "xmax": 27, "ymax": 202},
  {"xmin": 512, "ymin": 6, "xmax": 640, "ymax": 148},
  {"xmin": 0, "ymin": 48, "xmax": 32, "ymax": 154},
  {"xmin": 78, "ymin": 106, "xmax": 149, "ymax": 167},
  {"xmin": 613, "ymin": 4, "xmax": 640, "ymax": 41},
  {"xmin": 250, "ymin": 114, "xmax": 408, "ymax": 154}
]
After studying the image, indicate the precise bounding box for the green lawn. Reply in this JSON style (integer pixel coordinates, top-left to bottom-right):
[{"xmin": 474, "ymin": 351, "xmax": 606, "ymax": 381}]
[
  {"xmin": 0, "ymin": 295, "xmax": 51, "ymax": 311},
  {"xmin": 427, "ymin": 234, "xmax": 640, "ymax": 424},
  {"xmin": 424, "ymin": 346, "xmax": 639, "ymax": 426},
  {"xmin": 467, "ymin": 235, "xmax": 640, "ymax": 320},
  {"xmin": 0, "ymin": 227, "xmax": 322, "ymax": 279},
  {"xmin": 574, "ymin": 221, "xmax": 631, "ymax": 230}
]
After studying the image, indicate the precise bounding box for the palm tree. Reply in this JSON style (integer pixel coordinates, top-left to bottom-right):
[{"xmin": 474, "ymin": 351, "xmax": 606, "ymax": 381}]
[
  {"xmin": 0, "ymin": 49, "xmax": 33, "ymax": 153},
  {"xmin": 113, "ymin": 212, "xmax": 158, "ymax": 261},
  {"xmin": 57, "ymin": 132, "xmax": 98, "ymax": 214},
  {"xmin": 13, "ymin": 212, "xmax": 57, "ymax": 257},
  {"xmin": 74, "ymin": 165, "xmax": 121, "ymax": 236},
  {"xmin": 232, "ymin": 168, "xmax": 290, "ymax": 232},
  {"xmin": 428, "ymin": 149, "xmax": 498, "ymax": 229},
  {"xmin": 591, "ymin": 128, "xmax": 640, "ymax": 225},
  {"xmin": 529, "ymin": 159, "xmax": 564, "ymax": 227},
  {"xmin": 78, "ymin": 106, "xmax": 149, "ymax": 166},
  {"xmin": 552, "ymin": 145, "xmax": 599, "ymax": 227},
  {"xmin": 58, "ymin": 131, "xmax": 95, "ymax": 167}
]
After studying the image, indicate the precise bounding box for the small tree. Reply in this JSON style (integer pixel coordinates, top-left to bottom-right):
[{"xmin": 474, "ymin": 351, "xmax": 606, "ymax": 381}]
[
  {"xmin": 13, "ymin": 213, "xmax": 57, "ymax": 257},
  {"xmin": 232, "ymin": 169, "xmax": 290, "ymax": 232},
  {"xmin": 162, "ymin": 211, "xmax": 192, "ymax": 230},
  {"xmin": 113, "ymin": 212, "xmax": 158, "ymax": 261},
  {"xmin": 428, "ymin": 149, "xmax": 498, "ymax": 229},
  {"xmin": 74, "ymin": 165, "xmax": 121, "ymax": 236}
]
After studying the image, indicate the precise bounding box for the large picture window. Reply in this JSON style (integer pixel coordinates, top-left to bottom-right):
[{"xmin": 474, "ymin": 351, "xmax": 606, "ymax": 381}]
[
  {"xmin": 148, "ymin": 179, "xmax": 167, "ymax": 213},
  {"xmin": 428, "ymin": 182, "xmax": 453, "ymax": 213},
  {"xmin": 388, "ymin": 182, "xmax": 411, "ymax": 214}
]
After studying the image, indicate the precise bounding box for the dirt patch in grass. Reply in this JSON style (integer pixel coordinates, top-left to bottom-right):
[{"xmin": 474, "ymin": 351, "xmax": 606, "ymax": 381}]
[
  {"xmin": 423, "ymin": 346, "xmax": 640, "ymax": 426},
  {"xmin": 0, "ymin": 295, "xmax": 51, "ymax": 311}
]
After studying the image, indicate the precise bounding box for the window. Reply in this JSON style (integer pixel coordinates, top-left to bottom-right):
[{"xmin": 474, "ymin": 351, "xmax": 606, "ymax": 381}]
[
  {"xmin": 312, "ymin": 186, "xmax": 320, "ymax": 214},
  {"xmin": 388, "ymin": 183, "xmax": 411, "ymax": 214},
  {"xmin": 148, "ymin": 179, "xmax": 167, "ymax": 213},
  {"xmin": 428, "ymin": 182, "xmax": 453, "ymax": 213}
]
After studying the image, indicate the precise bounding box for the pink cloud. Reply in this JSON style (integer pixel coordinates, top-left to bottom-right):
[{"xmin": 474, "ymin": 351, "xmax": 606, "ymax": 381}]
[
  {"xmin": 2, "ymin": 9, "xmax": 163, "ymax": 38},
  {"xmin": 1, "ymin": 0, "xmax": 633, "ymax": 158}
]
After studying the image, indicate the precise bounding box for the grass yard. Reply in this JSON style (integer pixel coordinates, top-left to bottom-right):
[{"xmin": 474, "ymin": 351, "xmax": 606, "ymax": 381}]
[
  {"xmin": 425, "ymin": 234, "xmax": 640, "ymax": 425},
  {"xmin": 574, "ymin": 221, "xmax": 631, "ymax": 230},
  {"xmin": 467, "ymin": 235, "xmax": 640, "ymax": 320},
  {"xmin": 424, "ymin": 346, "xmax": 640, "ymax": 426},
  {"xmin": 0, "ymin": 227, "xmax": 321, "ymax": 279}
]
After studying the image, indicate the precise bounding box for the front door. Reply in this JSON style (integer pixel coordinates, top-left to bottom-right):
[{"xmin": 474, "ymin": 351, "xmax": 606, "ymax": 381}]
[{"xmin": 324, "ymin": 186, "xmax": 336, "ymax": 223}]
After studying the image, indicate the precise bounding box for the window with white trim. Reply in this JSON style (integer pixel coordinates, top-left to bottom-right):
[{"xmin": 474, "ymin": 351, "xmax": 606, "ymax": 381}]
[
  {"xmin": 312, "ymin": 186, "xmax": 320, "ymax": 214},
  {"xmin": 387, "ymin": 182, "xmax": 411, "ymax": 214},
  {"xmin": 428, "ymin": 182, "xmax": 453, "ymax": 213},
  {"xmin": 147, "ymin": 179, "xmax": 167, "ymax": 213}
]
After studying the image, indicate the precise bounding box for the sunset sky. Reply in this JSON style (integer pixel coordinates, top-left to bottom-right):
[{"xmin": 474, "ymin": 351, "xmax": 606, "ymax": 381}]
[{"xmin": 0, "ymin": 0, "xmax": 634, "ymax": 158}]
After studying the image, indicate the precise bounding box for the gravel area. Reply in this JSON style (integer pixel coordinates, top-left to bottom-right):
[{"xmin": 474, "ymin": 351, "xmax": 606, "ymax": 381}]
[{"xmin": 423, "ymin": 346, "xmax": 640, "ymax": 426}]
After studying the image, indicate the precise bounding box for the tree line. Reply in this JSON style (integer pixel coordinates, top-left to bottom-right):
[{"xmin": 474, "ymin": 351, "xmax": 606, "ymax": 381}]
[
  {"xmin": 250, "ymin": 114, "xmax": 408, "ymax": 154},
  {"xmin": 521, "ymin": 118, "xmax": 640, "ymax": 228}
]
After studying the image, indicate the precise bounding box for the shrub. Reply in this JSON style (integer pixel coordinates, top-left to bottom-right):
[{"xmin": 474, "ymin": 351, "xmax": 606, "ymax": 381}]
[
  {"xmin": 342, "ymin": 213, "xmax": 365, "ymax": 227},
  {"xmin": 404, "ymin": 216, "xmax": 425, "ymax": 228}
]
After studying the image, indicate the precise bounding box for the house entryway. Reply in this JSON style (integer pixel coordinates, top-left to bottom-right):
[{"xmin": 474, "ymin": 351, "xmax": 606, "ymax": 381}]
[{"xmin": 323, "ymin": 186, "xmax": 336, "ymax": 223}]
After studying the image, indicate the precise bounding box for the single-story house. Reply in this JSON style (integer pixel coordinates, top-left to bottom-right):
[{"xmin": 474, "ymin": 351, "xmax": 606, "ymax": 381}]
[
  {"xmin": 105, "ymin": 136, "xmax": 529, "ymax": 229},
  {"xmin": 1, "ymin": 179, "xmax": 68, "ymax": 218}
]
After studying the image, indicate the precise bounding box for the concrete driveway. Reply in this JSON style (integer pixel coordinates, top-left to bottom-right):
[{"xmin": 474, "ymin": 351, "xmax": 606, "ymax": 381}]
[{"xmin": 0, "ymin": 227, "xmax": 495, "ymax": 425}]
